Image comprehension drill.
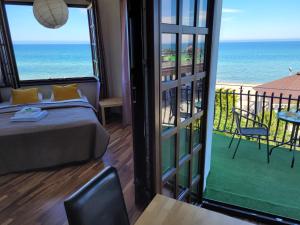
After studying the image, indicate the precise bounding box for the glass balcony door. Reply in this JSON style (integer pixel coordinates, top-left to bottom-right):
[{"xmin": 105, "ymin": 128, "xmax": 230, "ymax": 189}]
[{"xmin": 159, "ymin": 0, "xmax": 212, "ymax": 203}]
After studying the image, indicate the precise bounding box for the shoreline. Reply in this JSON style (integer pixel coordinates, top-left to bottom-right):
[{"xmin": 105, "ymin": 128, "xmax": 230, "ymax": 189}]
[{"xmin": 216, "ymin": 81, "xmax": 260, "ymax": 92}]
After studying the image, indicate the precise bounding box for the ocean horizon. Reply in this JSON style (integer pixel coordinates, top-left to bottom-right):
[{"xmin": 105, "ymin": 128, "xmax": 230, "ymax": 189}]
[
  {"xmin": 217, "ymin": 40, "xmax": 300, "ymax": 84},
  {"xmin": 12, "ymin": 40, "xmax": 300, "ymax": 83},
  {"xmin": 13, "ymin": 43, "xmax": 93, "ymax": 80}
]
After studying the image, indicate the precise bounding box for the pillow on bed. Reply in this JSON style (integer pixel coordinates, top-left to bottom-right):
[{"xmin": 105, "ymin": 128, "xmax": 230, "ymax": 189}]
[
  {"xmin": 52, "ymin": 84, "xmax": 81, "ymax": 101},
  {"xmin": 11, "ymin": 88, "xmax": 40, "ymax": 105}
]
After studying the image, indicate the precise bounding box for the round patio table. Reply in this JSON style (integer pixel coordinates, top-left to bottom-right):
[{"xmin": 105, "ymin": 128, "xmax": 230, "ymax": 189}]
[{"xmin": 270, "ymin": 111, "xmax": 300, "ymax": 168}]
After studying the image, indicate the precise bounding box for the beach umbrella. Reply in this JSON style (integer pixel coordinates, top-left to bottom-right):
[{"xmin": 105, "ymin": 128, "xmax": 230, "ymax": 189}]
[{"xmin": 33, "ymin": 0, "xmax": 69, "ymax": 29}]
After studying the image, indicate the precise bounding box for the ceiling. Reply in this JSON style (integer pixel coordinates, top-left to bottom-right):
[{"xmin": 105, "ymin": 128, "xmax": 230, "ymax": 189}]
[{"xmin": 4, "ymin": 0, "xmax": 91, "ymax": 7}]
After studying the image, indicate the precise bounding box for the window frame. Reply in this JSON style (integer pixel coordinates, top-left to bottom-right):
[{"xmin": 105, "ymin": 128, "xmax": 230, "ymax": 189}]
[{"xmin": 4, "ymin": 1, "xmax": 99, "ymax": 86}]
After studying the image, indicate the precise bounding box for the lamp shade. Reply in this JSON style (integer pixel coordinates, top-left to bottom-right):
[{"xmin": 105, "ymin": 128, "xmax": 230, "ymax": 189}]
[{"xmin": 33, "ymin": 0, "xmax": 69, "ymax": 29}]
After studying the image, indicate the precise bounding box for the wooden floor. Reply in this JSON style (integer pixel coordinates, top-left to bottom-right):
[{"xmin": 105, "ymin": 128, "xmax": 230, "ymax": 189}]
[{"xmin": 0, "ymin": 122, "xmax": 142, "ymax": 225}]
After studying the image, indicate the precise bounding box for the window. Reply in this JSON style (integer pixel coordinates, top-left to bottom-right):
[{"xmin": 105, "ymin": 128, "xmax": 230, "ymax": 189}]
[{"xmin": 5, "ymin": 5, "xmax": 94, "ymax": 81}]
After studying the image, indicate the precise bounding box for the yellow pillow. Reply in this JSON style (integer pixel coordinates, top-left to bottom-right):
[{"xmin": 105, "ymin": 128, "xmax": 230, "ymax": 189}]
[
  {"xmin": 52, "ymin": 84, "xmax": 80, "ymax": 101},
  {"xmin": 11, "ymin": 88, "xmax": 39, "ymax": 105}
]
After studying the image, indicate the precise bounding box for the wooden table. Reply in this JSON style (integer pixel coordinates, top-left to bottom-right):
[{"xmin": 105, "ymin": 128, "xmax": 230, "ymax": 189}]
[
  {"xmin": 134, "ymin": 194, "xmax": 254, "ymax": 225},
  {"xmin": 99, "ymin": 97, "xmax": 123, "ymax": 126}
]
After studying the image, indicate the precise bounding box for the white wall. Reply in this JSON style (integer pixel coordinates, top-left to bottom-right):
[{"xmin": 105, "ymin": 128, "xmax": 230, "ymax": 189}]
[
  {"xmin": 203, "ymin": 0, "xmax": 223, "ymax": 190},
  {"xmin": 97, "ymin": 0, "xmax": 122, "ymax": 98}
]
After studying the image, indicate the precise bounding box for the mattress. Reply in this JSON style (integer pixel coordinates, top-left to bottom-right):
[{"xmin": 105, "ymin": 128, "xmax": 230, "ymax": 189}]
[{"xmin": 0, "ymin": 99, "xmax": 110, "ymax": 175}]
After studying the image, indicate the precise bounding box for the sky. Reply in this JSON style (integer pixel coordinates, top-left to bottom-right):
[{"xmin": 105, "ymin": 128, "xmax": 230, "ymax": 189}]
[
  {"xmin": 6, "ymin": 1, "xmax": 300, "ymax": 43},
  {"xmin": 6, "ymin": 5, "xmax": 90, "ymax": 43},
  {"xmin": 221, "ymin": 0, "xmax": 300, "ymax": 41}
]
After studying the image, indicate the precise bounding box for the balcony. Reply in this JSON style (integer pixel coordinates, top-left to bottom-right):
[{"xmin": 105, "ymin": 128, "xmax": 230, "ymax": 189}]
[{"xmin": 207, "ymin": 89, "xmax": 300, "ymax": 221}]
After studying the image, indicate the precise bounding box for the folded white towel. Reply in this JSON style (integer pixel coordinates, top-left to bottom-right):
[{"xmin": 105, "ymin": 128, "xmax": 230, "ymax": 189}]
[
  {"xmin": 15, "ymin": 107, "xmax": 42, "ymax": 116},
  {"xmin": 11, "ymin": 110, "xmax": 48, "ymax": 122}
]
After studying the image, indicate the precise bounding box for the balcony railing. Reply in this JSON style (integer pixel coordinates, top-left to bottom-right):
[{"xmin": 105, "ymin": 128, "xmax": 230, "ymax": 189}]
[{"xmin": 214, "ymin": 89, "xmax": 300, "ymax": 147}]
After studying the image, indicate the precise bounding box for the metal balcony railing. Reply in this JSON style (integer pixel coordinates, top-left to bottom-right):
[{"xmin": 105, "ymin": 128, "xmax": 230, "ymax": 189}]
[{"xmin": 214, "ymin": 89, "xmax": 300, "ymax": 147}]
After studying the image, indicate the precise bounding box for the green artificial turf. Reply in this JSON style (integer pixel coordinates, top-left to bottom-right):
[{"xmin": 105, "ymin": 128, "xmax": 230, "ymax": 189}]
[{"xmin": 204, "ymin": 133, "xmax": 300, "ymax": 221}]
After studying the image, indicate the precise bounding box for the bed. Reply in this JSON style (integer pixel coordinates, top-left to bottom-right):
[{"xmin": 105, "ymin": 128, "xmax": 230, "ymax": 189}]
[{"xmin": 0, "ymin": 98, "xmax": 110, "ymax": 175}]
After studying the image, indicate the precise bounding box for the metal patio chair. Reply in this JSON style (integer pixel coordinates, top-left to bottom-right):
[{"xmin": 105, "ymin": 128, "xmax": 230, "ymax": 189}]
[{"xmin": 228, "ymin": 108, "xmax": 270, "ymax": 163}]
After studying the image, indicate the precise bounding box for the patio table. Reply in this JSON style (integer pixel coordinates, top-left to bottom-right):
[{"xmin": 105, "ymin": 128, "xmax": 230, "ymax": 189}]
[{"xmin": 270, "ymin": 111, "xmax": 300, "ymax": 168}]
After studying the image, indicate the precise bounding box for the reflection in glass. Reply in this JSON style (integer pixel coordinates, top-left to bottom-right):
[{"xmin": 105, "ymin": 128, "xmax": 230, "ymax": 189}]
[
  {"xmin": 179, "ymin": 162, "xmax": 189, "ymax": 189},
  {"xmin": 191, "ymin": 182, "xmax": 199, "ymax": 196},
  {"xmin": 194, "ymin": 79, "xmax": 204, "ymax": 113},
  {"xmin": 195, "ymin": 35, "xmax": 205, "ymax": 72},
  {"xmin": 162, "ymin": 88, "xmax": 177, "ymax": 131},
  {"xmin": 180, "ymin": 82, "xmax": 192, "ymax": 121},
  {"xmin": 162, "ymin": 175, "xmax": 176, "ymax": 198},
  {"xmin": 161, "ymin": 33, "xmax": 177, "ymax": 82},
  {"xmin": 182, "ymin": 0, "xmax": 195, "ymax": 26},
  {"xmin": 192, "ymin": 151, "xmax": 200, "ymax": 178},
  {"xmin": 179, "ymin": 125, "xmax": 191, "ymax": 159},
  {"xmin": 161, "ymin": 0, "xmax": 177, "ymax": 24},
  {"xmin": 181, "ymin": 34, "xmax": 193, "ymax": 77},
  {"xmin": 198, "ymin": 0, "xmax": 208, "ymax": 27},
  {"xmin": 162, "ymin": 135, "xmax": 176, "ymax": 174},
  {"xmin": 193, "ymin": 119, "xmax": 202, "ymax": 147}
]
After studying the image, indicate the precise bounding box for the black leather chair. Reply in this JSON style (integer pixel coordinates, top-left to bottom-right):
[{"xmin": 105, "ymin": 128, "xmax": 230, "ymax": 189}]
[{"xmin": 64, "ymin": 166, "xmax": 130, "ymax": 225}]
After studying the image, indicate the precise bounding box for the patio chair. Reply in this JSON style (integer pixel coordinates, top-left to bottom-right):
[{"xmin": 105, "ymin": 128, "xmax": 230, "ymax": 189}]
[{"xmin": 228, "ymin": 108, "xmax": 270, "ymax": 163}]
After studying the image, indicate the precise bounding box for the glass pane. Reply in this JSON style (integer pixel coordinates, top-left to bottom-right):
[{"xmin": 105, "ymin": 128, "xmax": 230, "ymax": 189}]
[
  {"xmin": 161, "ymin": 33, "xmax": 177, "ymax": 82},
  {"xmin": 191, "ymin": 182, "xmax": 200, "ymax": 202},
  {"xmin": 193, "ymin": 119, "xmax": 202, "ymax": 147},
  {"xmin": 198, "ymin": 0, "xmax": 208, "ymax": 27},
  {"xmin": 162, "ymin": 135, "xmax": 176, "ymax": 174},
  {"xmin": 181, "ymin": 34, "xmax": 193, "ymax": 77},
  {"xmin": 161, "ymin": 0, "xmax": 177, "ymax": 24},
  {"xmin": 195, "ymin": 35, "xmax": 205, "ymax": 72},
  {"xmin": 163, "ymin": 176, "xmax": 176, "ymax": 198},
  {"xmin": 6, "ymin": 6, "xmax": 93, "ymax": 80},
  {"xmin": 162, "ymin": 88, "xmax": 177, "ymax": 131},
  {"xmin": 194, "ymin": 79, "xmax": 204, "ymax": 113},
  {"xmin": 179, "ymin": 162, "xmax": 189, "ymax": 190},
  {"xmin": 180, "ymin": 82, "xmax": 192, "ymax": 121},
  {"xmin": 182, "ymin": 0, "xmax": 195, "ymax": 26},
  {"xmin": 192, "ymin": 151, "xmax": 200, "ymax": 178},
  {"xmin": 179, "ymin": 125, "xmax": 191, "ymax": 159}
]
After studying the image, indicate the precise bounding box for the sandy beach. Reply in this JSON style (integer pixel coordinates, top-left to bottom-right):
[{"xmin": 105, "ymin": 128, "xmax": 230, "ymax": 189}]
[{"xmin": 216, "ymin": 81, "xmax": 261, "ymax": 93}]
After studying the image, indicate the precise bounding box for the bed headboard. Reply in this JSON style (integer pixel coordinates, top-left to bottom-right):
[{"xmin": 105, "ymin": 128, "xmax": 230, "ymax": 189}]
[{"xmin": 0, "ymin": 81, "xmax": 100, "ymax": 111}]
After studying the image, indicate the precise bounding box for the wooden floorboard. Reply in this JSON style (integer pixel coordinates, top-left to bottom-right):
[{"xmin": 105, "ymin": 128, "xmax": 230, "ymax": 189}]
[{"xmin": 0, "ymin": 122, "xmax": 142, "ymax": 225}]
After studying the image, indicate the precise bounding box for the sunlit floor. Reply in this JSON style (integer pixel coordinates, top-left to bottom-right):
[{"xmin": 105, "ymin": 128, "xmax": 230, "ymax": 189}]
[{"xmin": 205, "ymin": 133, "xmax": 300, "ymax": 221}]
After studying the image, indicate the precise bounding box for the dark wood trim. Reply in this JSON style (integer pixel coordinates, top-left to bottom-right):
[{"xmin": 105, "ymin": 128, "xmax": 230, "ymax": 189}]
[
  {"xmin": 20, "ymin": 77, "xmax": 98, "ymax": 86},
  {"xmin": 144, "ymin": 0, "xmax": 162, "ymax": 202},
  {"xmin": 89, "ymin": 0, "xmax": 108, "ymax": 98},
  {"xmin": 158, "ymin": 0, "xmax": 214, "ymax": 203},
  {"xmin": 1, "ymin": 0, "xmax": 19, "ymax": 88},
  {"xmin": 4, "ymin": 1, "xmax": 89, "ymax": 8},
  {"xmin": 198, "ymin": 0, "xmax": 215, "ymax": 202},
  {"xmin": 202, "ymin": 199, "xmax": 300, "ymax": 225},
  {"xmin": 174, "ymin": 0, "xmax": 183, "ymax": 199},
  {"xmin": 127, "ymin": 0, "xmax": 161, "ymax": 206}
]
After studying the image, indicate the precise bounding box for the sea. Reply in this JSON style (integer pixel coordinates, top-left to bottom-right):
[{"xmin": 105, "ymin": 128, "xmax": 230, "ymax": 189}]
[
  {"xmin": 217, "ymin": 41, "xmax": 300, "ymax": 84},
  {"xmin": 13, "ymin": 44, "xmax": 94, "ymax": 80},
  {"xmin": 13, "ymin": 41, "xmax": 300, "ymax": 83}
]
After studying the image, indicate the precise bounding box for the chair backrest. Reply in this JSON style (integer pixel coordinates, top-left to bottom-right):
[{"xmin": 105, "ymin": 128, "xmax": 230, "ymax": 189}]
[
  {"xmin": 64, "ymin": 167, "xmax": 130, "ymax": 225},
  {"xmin": 232, "ymin": 107, "xmax": 242, "ymax": 133}
]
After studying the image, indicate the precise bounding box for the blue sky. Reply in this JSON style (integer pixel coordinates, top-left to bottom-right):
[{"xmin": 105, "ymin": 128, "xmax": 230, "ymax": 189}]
[
  {"xmin": 6, "ymin": 1, "xmax": 300, "ymax": 43},
  {"xmin": 6, "ymin": 5, "xmax": 90, "ymax": 43},
  {"xmin": 221, "ymin": 0, "xmax": 300, "ymax": 41}
]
